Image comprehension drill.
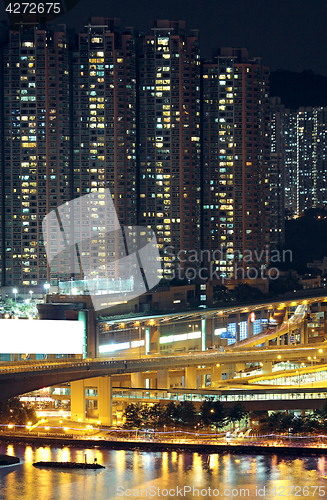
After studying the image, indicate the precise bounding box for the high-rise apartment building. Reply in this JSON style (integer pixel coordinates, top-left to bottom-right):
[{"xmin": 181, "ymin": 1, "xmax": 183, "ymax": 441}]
[
  {"xmin": 202, "ymin": 48, "xmax": 270, "ymax": 279},
  {"xmin": 0, "ymin": 21, "xmax": 272, "ymax": 288},
  {"xmin": 71, "ymin": 18, "xmax": 138, "ymax": 282},
  {"xmin": 0, "ymin": 27, "xmax": 71, "ymax": 287},
  {"xmin": 138, "ymin": 20, "xmax": 201, "ymax": 279},
  {"xmin": 0, "ymin": 19, "xmax": 140, "ymax": 287},
  {"xmin": 270, "ymin": 97, "xmax": 285, "ymax": 248},
  {"xmin": 283, "ymin": 106, "xmax": 327, "ymax": 216}
]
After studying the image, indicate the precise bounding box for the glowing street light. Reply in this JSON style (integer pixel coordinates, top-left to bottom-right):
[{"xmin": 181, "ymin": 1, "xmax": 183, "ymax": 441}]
[{"xmin": 44, "ymin": 283, "xmax": 50, "ymax": 300}]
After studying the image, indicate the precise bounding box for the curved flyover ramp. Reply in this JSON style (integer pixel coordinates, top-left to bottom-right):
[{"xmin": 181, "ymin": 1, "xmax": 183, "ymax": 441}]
[{"xmin": 231, "ymin": 305, "xmax": 307, "ymax": 349}]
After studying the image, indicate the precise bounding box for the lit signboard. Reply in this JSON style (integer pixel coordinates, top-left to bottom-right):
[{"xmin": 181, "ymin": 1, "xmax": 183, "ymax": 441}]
[
  {"xmin": 249, "ymin": 312, "xmax": 256, "ymax": 323},
  {"xmin": 214, "ymin": 328, "xmax": 227, "ymax": 336},
  {"xmin": 0, "ymin": 319, "xmax": 84, "ymax": 354},
  {"xmin": 159, "ymin": 331, "xmax": 201, "ymax": 344},
  {"xmin": 99, "ymin": 342, "xmax": 130, "ymax": 354}
]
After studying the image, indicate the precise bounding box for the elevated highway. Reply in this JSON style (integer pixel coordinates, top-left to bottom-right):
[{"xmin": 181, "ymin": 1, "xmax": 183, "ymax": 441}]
[
  {"xmin": 0, "ymin": 345, "xmax": 325, "ymax": 400},
  {"xmin": 233, "ymin": 305, "xmax": 308, "ymax": 348}
]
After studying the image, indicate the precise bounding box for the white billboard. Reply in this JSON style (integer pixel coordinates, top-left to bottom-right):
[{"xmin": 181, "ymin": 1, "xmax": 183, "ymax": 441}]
[{"xmin": 0, "ymin": 319, "xmax": 84, "ymax": 354}]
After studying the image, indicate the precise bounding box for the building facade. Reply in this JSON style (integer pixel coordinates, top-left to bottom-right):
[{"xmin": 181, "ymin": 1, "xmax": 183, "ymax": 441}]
[
  {"xmin": 138, "ymin": 20, "xmax": 201, "ymax": 280},
  {"xmin": 1, "ymin": 27, "xmax": 71, "ymax": 287},
  {"xmin": 0, "ymin": 21, "xmax": 272, "ymax": 288},
  {"xmin": 270, "ymin": 97, "xmax": 285, "ymax": 248},
  {"xmin": 202, "ymin": 48, "xmax": 271, "ymax": 279},
  {"xmin": 282, "ymin": 106, "xmax": 327, "ymax": 217}
]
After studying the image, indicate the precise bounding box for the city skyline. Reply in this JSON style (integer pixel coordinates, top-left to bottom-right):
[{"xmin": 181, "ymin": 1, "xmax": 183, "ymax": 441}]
[
  {"xmin": 0, "ymin": 16, "xmax": 326, "ymax": 290},
  {"xmin": 0, "ymin": 18, "xmax": 275, "ymax": 288},
  {"xmin": 0, "ymin": 4, "xmax": 327, "ymax": 497},
  {"xmin": 1, "ymin": 0, "xmax": 325, "ymax": 75}
]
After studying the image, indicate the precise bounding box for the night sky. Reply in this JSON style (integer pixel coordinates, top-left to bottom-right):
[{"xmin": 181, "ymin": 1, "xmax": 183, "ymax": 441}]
[{"xmin": 1, "ymin": 0, "xmax": 327, "ymax": 75}]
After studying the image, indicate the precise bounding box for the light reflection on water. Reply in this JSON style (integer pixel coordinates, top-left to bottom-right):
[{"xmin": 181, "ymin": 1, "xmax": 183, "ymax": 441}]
[{"xmin": 0, "ymin": 443, "xmax": 325, "ymax": 500}]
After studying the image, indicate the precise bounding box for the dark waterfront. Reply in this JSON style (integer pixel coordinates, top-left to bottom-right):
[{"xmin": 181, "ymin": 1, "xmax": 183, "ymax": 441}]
[{"xmin": 0, "ymin": 443, "xmax": 326, "ymax": 500}]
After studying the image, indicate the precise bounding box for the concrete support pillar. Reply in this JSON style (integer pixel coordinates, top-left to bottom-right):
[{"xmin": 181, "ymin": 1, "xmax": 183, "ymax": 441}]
[
  {"xmin": 324, "ymin": 311, "xmax": 327, "ymax": 336},
  {"xmin": 276, "ymin": 335, "xmax": 280, "ymax": 346},
  {"xmin": 184, "ymin": 367, "xmax": 197, "ymax": 389},
  {"xmin": 262, "ymin": 361, "xmax": 272, "ymax": 374},
  {"xmin": 157, "ymin": 369, "xmax": 169, "ymax": 390},
  {"xmin": 304, "ymin": 321, "xmax": 308, "ymax": 344},
  {"xmin": 206, "ymin": 318, "xmax": 212, "ymax": 349},
  {"xmin": 222, "ymin": 363, "xmax": 235, "ymax": 380},
  {"xmin": 284, "ymin": 307, "xmax": 289, "ymax": 321},
  {"xmin": 259, "ymin": 309, "xmax": 264, "ymax": 330},
  {"xmin": 201, "ymin": 319, "xmax": 206, "ymax": 351},
  {"xmin": 71, "ymin": 380, "xmax": 85, "ymax": 422},
  {"xmin": 235, "ymin": 362, "xmax": 246, "ymax": 374},
  {"xmin": 131, "ymin": 372, "xmax": 143, "ymax": 388},
  {"xmin": 300, "ymin": 322, "xmax": 308, "ymax": 344},
  {"xmin": 248, "ymin": 316, "xmax": 253, "ymax": 337},
  {"xmin": 236, "ymin": 313, "xmax": 240, "ymax": 342},
  {"xmin": 303, "ymin": 320, "xmax": 309, "ymax": 344},
  {"xmin": 98, "ymin": 376, "xmax": 112, "ymax": 426},
  {"xmin": 197, "ymin": 373, "xmax": 204, "ymax": 389},
  {"xmin": 149, "ymin": 326, "xmax": 157, "ymax": 354},
  {"xmin": 211, "ymin": 364, "xmax": 222, "ymax": 387}
]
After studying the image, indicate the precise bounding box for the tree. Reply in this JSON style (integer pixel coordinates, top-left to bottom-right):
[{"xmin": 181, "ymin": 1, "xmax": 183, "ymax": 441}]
[
  {"xmin": 200, "ymin": 398, "xmax": 226, "ymax": 429},
  {"xmin": 261, "ymin": 411, "xmax": 293, "ymax": 434},
  {"xmin": 227, "ymin": 402, "xmax": 249, "ymax": 429},
  {"xmin": 291, "ymin": 415, "xmax": 304, "ymax": 435},
  {"xmin": 230, "ymin": 283, "xmax": 264, "ymax": 303},
  {"xmin": 123, "ymin": 403, "xmax": 143, "ymax": 429},
  {"xmin": 303, "ymin": 414, "xmax": 321, "ymax": 434},
  {"xmin": 0, "ymin": 397, "xmax": 37, "ymax": 425},
  {"xmin": 211, "ymin": 400, "xmax": 227, "ymax": 429},
  {"xmin": 200, "ymin": 399, "xmax": 214, "ymax": 428},
  {"xmin": 261, "ymin": 411, "xmax": 281, "ymax": 433},
  {"xmin": 314, "ymin": 399, "xmax": 327, "ymax": 421},
  {"xmin": 213, "ymin": 285, "xmax": 230, "ymax": 303},
  {"xmin": 278, "ymin": 413, "xmax": 294, "ymax": 434},
  {"xmin": 161, "ymin": 401, "xmax": 178, "ymax": 428},
  {"xmin": 148, "ymin": 403, "xmax": 164, "ymax": 429},
  {"xmin": 175, "ymin": 401, "xmax": 197, "ymax": 429}
]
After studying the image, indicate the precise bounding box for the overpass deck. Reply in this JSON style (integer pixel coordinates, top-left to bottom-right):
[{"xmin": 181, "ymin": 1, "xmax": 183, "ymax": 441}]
[
  {"xmin": 98, "ymin": 290, "xmax": 327, "ymax": 326},
  {"xmin": 233, "ymin": 305, "xmax": 308, "ymax": 348},
  {"xmin": 0, "ymin": 345, "xmax": 325, "ymax": 400},
  {"xmin": 111, "ymin": 385, "xmax": 327, "ymax": 412},
  {"xmin": 0, "ymin": 345, "xmax": 323, "ymax": 376}
]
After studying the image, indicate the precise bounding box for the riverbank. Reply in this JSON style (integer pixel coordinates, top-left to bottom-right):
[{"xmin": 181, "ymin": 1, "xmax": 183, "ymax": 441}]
[
  {"xmin": 0, "ymin": 454, "xmax": 20, "ymax": 465},
  {"xmin": 0, "ymin": 433, "xmax": 326, "ymax": 456}
]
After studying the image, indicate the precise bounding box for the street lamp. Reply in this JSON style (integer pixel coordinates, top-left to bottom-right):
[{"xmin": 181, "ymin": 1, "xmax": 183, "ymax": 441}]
[
  {"xmin": 29, "ymin": 290, "xmax": 33, "ymax": 302},
  {"xmin": 44, "ymin": 283, "xmax": 50, "ymax": 302},
  {"xmin": 13, "ymin": 289, "xmax": 17, "ymax": 303}
]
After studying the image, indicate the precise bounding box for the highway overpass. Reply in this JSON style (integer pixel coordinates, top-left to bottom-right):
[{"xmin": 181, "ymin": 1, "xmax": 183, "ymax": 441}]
[{"xmin": 0, "ymin": 345, "xmax": 325, "ymax": 400}]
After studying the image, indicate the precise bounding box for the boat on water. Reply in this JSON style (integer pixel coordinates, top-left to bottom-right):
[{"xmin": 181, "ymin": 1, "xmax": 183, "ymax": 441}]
[{"xmin": 33, "ymin": 461, "xmax": 105, "ymax": 470}]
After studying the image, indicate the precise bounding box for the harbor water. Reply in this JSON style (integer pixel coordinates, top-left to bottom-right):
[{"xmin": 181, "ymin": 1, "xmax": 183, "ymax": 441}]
[{"xmin": 0, "ymin": 443, "xmax": 326, "ymax": 499}]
